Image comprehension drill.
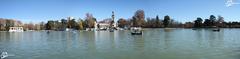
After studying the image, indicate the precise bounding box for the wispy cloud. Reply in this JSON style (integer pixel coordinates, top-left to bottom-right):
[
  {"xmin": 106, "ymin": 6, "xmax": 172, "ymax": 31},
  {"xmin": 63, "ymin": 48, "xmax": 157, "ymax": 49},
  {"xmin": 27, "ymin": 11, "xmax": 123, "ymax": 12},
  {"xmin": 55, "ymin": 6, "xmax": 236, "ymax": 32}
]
[{"xmin": 226, "ymin": 0, "xmax": 240, "ymax": 7}]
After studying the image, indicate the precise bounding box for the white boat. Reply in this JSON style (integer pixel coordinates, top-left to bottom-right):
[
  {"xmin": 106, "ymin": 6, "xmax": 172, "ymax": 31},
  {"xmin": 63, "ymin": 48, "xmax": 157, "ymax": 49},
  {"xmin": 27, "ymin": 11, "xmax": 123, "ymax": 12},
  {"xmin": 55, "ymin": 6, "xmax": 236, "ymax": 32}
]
[
  {"xmin": 86, "ymin": 28, "xmax": 95, "ymax": 31},
  {"xmin": 66, "ymin": 28, "xmax": 75, "ymax": 31},
  {"xmin": 1, "ymin": 52, "xmax": 8, "ymax": 59},
  {"xmin": 9, "ymin": 27, "xmax": 24, "ymax": 32},
  {"xmin": 66, "ymin": 28, "xmax": 70, "ymax": 31},
  {"xmin": 130, "ymin": 27, "xmax": 142, "ymax": 35},
  {"xmin": 212, "ymin": 26, "xmax": 220, "ymax": 32}
]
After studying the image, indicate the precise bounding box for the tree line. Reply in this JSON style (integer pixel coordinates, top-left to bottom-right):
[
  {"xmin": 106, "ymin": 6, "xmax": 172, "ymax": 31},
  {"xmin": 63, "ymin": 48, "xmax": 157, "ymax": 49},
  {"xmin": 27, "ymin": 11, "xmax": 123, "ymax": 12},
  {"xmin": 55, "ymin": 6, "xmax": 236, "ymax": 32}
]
[
  {"xmin": 45, "ymin": 13, "xmax": 96, "ymax": 30},
  {"xmin": 193, "ymin": 15, "xmax": 240, "ymax": 28},
  {"xmin": 1, "ymin": 10, "xmax": 240, "ymax": 31},
  {"xmin": 117, "ymin": 10, "xmax": 240, "ymax": 28}
]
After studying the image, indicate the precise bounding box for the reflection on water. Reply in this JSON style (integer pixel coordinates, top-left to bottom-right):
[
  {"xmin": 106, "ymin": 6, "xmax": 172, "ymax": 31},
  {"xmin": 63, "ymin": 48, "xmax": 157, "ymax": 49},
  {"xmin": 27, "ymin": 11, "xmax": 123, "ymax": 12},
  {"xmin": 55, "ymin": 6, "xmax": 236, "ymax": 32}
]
[{"xmin": 0, "ymin": 29, "xmax": 240, "ymax": 59}]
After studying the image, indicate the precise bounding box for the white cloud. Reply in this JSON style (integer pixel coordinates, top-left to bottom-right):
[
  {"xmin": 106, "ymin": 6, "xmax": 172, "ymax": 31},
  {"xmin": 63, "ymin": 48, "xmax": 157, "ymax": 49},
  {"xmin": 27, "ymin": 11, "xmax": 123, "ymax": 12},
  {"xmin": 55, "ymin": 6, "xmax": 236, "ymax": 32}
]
[{"xmin": 226, "ymin": 0, "xmax": 240, "ymax": 7}]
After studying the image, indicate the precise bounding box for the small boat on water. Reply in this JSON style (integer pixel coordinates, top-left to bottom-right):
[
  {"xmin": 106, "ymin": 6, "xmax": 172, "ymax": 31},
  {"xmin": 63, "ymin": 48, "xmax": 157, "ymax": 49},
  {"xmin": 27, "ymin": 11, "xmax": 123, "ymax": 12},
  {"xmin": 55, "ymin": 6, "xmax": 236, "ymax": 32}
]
[
  {"xmin": 212, "ymin": 26, "xmax": 220, "ymax": 32},
  {"xmin": 109, "ymin": 29, "xmax": 114, "ymax": 32},
  {"xmin": 212, "ymin": 28, "xmax": 220, "ymax": 32},
  {"xmin": 97, "ymin": 28, "xmax": 107, "ymax": 31},
  {"xmin": 1, "ymin": 52, "xmax": 8, "ymax": 59},
  {"xmin": 131, "ymin": 27, "xmax": 142, "ymax": 35},
  {"xmin": 86, "ymin": 28, "xmax": 95, "ymax": 31},
  {"xmin": 47, "ymin": 31, "xmax": 50, "ymax": 34}
]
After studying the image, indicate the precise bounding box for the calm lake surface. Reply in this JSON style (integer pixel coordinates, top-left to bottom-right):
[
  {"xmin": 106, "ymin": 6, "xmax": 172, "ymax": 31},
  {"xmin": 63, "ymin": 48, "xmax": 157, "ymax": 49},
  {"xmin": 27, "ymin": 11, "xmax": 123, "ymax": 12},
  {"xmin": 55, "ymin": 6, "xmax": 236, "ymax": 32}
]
[{"xmin": 1, "ymin": 28, "xmax": 240, "ymax": 59}]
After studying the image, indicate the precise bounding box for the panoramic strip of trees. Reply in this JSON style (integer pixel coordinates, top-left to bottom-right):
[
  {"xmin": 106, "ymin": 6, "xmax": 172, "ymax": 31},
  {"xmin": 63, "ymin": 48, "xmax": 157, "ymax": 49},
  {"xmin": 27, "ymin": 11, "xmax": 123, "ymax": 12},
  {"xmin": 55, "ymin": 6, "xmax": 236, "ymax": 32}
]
[
  {"xmin": 45, "ymin": 13, "xmax": 96, "ymax": 30},
  {"xmin": 192, "ymin": 15, "xmax": 240, "ymax": 28},
  {"xmin": 1, "ymin": 9, "xmax": 240, "ymax": 31}
]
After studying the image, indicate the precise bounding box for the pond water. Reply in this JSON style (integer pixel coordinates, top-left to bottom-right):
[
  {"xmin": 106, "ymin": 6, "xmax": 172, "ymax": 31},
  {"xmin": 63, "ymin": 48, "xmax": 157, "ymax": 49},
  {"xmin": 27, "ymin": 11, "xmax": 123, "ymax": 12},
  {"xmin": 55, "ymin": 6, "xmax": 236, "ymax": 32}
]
[{"xmin": 0, "ymin": 28, "xmax": 240, "ymax": 59}]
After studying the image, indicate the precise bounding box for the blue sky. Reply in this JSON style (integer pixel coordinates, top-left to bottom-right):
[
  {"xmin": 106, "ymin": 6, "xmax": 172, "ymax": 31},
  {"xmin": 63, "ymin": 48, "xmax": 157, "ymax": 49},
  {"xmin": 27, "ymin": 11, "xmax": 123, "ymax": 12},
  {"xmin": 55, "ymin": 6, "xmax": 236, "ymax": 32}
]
[{"xmin": 0, "ymin": 0, "xmax": 239, "ymax": 23}]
